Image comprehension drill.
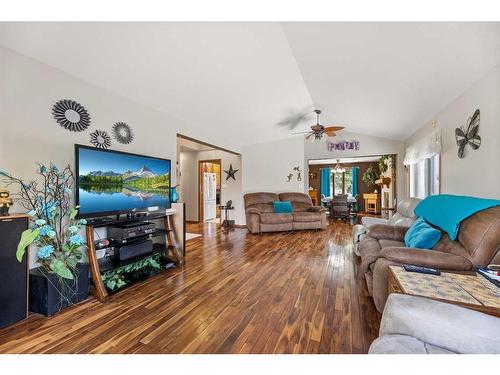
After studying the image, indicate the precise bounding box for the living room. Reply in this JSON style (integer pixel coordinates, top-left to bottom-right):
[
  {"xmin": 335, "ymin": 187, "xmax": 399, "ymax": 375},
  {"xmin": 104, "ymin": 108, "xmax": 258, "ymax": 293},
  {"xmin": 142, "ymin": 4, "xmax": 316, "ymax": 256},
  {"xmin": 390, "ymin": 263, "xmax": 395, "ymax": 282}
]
[{"xmin": 0, "ymin": 1, "xmax": 499, "ymax": 373}]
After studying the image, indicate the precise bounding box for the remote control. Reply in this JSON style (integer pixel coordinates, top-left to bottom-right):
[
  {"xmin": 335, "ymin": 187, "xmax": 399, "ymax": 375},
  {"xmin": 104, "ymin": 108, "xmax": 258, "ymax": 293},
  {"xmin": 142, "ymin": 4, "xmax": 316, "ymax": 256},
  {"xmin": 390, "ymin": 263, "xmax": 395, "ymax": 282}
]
[{"xmin": 404, "ymin": 265, "xmax": 441, "ymax": 275}]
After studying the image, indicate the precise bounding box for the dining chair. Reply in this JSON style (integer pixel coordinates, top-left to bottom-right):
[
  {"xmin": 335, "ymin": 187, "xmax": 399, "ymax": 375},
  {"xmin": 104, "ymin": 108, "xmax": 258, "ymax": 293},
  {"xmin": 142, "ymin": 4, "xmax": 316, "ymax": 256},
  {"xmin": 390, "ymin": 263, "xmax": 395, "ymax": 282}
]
[{"xmin": 330, "ymin": 194, "xmax": 350, "ymax": 220}]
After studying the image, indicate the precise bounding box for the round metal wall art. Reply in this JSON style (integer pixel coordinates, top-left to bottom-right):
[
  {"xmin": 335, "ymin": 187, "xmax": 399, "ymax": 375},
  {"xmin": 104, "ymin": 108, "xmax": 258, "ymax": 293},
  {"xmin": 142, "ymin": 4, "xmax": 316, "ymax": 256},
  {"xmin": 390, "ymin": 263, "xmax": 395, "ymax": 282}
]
[
  {"xmin": 52, "ymin": 99, "xmax": 91, "ymax": 132},
  {"xmin": 112, "ymin": 122, "xmax": 134, "ymax": 144},
  {"xmin": 90, "ymin": 130, "xmax": 112, "ymax": 149}
]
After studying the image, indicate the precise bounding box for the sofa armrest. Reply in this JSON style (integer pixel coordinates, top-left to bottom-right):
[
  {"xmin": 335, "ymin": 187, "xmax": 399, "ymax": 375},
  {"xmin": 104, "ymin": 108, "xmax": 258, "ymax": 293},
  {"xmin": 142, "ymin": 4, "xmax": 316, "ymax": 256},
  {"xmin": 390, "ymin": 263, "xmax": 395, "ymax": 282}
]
[
  {"xmin": 308, "ymin": 206, "xmax": 327, "ymax": 213},
  {"xmin": 368, "ymin": 224, "xmax": 408, "ymax": 242},
  {"xmin": 246, "ymin": 207, "xmax": 262, "ymax": 215},
  {"xmin": 376, "ymin": 294, "xmax": 500, "ymax": 354},
  {"xmin": 380, "ymin": 247, "xmax": 473, "ymax": 270},
  {"xmin": 361, "ymin": 216, "xmax": 389, "ymax": 228}
]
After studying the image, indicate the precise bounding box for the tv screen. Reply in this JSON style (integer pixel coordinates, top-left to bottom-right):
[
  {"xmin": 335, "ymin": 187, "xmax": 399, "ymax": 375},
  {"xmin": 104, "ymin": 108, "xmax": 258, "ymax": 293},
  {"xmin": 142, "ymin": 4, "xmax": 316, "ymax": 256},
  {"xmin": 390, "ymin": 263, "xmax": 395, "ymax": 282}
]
[{"xmin": 75, "ymin": 145, "xmax": 171, "ymax": 218}]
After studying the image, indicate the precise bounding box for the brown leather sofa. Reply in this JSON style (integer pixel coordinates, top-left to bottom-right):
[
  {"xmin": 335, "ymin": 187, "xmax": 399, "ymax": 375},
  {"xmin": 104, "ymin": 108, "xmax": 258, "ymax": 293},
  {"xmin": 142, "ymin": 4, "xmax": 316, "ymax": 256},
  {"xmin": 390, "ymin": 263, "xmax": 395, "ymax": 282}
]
[
  {"xmin": 244, "ymin": 192, "xmax": 327, "ymax": 234},
  {"xmin": 359, "ymin": 206, "xmax": 500, "ymax": 312}
]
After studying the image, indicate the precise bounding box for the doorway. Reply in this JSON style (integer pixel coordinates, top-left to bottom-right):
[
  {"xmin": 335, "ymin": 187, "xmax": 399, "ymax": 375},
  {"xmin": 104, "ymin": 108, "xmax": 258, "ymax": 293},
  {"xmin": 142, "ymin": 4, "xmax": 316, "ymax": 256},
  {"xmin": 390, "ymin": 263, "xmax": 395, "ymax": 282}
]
[
  {"xmin": 308, "ymin": 155, "xmax": 397, "ymax": 217},
  {"xmin": 198, "ymin": 159, "xmax": 222, "ymax": 223},
  {"xmin": 177, "ymin": 134, "xmax": 241, "ymax": 227}
]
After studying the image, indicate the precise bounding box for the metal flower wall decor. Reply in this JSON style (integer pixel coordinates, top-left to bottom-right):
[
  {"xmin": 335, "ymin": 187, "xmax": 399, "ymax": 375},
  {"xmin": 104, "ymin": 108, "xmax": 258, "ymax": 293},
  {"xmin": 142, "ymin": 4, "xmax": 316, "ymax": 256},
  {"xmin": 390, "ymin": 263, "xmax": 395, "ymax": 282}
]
[
  {"xmin": 52, "ymin": 99, "xmax": 91, "ymax": 132},
  {"xmin": 455, "ymin": 109, "xmax": 481, "ymax": 158},
  {"xmin": 90, "ymin": 130, "xmax": 112, "ymax": 149},
  {"xmin": 286, "ymin": 166, "xmax": 302, "ymax": 182},
  {"xmin": 112, "ymin": 122, "xmax": 134, "ymax": 144}
]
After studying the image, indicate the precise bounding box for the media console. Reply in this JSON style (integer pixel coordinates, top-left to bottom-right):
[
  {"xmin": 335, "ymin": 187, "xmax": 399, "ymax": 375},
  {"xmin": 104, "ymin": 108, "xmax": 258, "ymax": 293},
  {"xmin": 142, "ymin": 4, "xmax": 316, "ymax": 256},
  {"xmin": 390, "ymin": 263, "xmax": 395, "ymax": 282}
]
[{"xmin": 85, "ymin": 203, "xmax": 186, "ymax": 302}]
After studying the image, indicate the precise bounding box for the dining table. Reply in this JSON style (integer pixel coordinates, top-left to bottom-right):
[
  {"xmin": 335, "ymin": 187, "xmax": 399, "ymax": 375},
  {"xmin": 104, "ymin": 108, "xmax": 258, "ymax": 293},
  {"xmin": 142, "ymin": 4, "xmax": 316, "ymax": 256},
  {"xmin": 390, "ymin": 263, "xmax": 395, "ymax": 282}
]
[{"xmin": 321, "ymin": 196, "xmax": 358, "ymax": 215}]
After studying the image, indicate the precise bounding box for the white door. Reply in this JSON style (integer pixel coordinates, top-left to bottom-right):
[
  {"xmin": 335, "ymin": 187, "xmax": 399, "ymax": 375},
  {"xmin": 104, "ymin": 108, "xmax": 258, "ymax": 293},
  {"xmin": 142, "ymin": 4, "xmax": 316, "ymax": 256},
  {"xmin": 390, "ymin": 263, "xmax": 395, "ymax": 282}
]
[{"xmin": 203, "ymin": 173, "xmax": 217, "ymax": 221}]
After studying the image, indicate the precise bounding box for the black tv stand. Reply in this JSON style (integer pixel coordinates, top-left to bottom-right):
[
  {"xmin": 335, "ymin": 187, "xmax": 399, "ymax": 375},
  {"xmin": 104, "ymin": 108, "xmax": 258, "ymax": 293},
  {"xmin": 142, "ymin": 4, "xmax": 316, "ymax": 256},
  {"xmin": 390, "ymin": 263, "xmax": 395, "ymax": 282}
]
[{"xmin": 85, "ymin": 204, "xmax": 186, "ymax": 302}]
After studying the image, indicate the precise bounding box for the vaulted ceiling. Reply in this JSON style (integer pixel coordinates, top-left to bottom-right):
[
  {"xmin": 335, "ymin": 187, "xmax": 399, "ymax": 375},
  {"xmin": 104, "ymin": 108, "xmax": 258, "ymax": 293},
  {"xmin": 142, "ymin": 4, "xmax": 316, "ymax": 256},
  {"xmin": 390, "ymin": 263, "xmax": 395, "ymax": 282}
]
[{"xmin": 1, "ymin": 22, "xmax": 499, "ymax": 146}]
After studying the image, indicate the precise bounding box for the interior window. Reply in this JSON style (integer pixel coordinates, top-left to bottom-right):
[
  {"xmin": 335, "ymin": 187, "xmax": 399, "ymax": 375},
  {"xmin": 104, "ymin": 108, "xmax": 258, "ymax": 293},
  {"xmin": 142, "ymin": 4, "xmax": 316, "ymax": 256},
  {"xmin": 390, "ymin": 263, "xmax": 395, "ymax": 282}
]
[
  {"xmin": 331, "ymin": 170, "xmax": 353, "ymax": 196},
  {"xmin": 333, "ymin": 173, "xmax": 343, "ymax": 195},
  {"xmin": 409, "ymin": 154, "xmax": 440, "ymax": 198}
]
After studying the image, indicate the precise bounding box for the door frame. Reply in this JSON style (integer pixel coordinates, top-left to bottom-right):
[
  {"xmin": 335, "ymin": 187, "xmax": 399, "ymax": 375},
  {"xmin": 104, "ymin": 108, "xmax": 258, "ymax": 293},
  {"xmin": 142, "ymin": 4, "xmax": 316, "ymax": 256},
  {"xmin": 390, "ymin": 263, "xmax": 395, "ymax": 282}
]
[{"xmin": 198, "ymin": 159, "xmax": 222, "ymax": 223}]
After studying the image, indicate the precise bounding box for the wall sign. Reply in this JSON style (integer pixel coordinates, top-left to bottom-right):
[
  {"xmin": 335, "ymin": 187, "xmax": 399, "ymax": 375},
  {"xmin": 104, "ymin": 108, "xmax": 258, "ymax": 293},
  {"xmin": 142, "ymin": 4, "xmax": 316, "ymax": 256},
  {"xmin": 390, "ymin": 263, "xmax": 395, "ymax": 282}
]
[{"xmin": 327, "ymin": 140, "xmax": 359, "ymax": 151}]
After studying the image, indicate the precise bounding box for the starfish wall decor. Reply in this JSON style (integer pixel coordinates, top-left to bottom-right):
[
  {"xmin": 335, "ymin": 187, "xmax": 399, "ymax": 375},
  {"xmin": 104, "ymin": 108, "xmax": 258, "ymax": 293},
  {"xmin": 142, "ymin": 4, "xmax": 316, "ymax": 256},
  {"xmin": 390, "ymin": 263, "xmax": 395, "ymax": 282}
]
[{"xmin": 224, "ymin": 164, "xmax": 239, "ymax": 181}]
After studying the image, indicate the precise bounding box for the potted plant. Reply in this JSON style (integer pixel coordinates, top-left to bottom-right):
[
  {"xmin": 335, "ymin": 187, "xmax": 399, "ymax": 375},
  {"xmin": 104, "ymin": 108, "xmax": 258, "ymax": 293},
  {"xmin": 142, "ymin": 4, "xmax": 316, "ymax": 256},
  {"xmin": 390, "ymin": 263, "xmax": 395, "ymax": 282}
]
[
  {"xmin": 378, "ymin": 155, "xmax": 390, "ymax": 175},
  {"xmin": 362, "ymin": 166, "xmax": 380, "ymax": 187},
  {"xmin": 0, "ymin": 163, "xmax": 89, "ymax": 316}
]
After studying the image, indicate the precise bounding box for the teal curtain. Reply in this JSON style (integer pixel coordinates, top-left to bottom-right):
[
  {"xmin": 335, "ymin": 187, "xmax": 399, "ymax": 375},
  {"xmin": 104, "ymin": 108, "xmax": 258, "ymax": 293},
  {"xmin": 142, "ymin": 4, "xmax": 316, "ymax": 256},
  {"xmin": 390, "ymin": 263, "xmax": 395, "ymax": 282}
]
[
  {"xmin": 320, "ymin": 168, "xmax": 331, "ymax": 197},
  {"xmin": 352, "ymin": 166, "xmax": 359, "ymax": 211}
]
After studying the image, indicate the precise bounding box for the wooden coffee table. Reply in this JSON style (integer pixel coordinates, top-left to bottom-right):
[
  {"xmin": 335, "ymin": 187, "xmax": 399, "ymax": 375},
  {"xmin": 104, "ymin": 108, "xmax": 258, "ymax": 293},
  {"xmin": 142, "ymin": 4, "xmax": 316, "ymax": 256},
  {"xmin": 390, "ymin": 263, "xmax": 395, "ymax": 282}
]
[{"xmin": 388, "ymin": 266, "xmax": 500, "ymax": 317}]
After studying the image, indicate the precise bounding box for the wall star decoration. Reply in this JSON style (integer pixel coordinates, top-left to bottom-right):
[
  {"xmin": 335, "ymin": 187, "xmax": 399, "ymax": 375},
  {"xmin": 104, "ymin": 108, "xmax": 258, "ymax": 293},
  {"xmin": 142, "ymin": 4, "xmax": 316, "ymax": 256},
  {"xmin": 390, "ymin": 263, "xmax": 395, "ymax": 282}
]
[
  {"xmin": 112, "ymin": 122, "xmax": 134, "ymax": 144},
  {"xmin": 224, "ymin": 164, "xmax": 239, "ymax": 181},
  {"xmin": 90, "ymin": 129, "xmax": 112, "ymax": 149},
  {"xmin": 52, "ymin": 99, "xmax": 91, "ymax": 132},
  {"xmin": 455, "ymin": 109, "xmax": 481, "ymax": 159}
]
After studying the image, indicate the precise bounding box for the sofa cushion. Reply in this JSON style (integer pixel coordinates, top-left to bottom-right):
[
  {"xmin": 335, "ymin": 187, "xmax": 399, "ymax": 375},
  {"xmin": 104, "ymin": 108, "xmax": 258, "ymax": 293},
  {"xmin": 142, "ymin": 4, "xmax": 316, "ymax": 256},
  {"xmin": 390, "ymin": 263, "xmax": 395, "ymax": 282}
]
[
  {"xmin": 244, "ymin": 192, "xmax": 279, "ymax": 208},
  {"xmin": 279, "ymin": 192, "xmax": 312, "ymax": 212},
  {"xmin": 279, "ymin": 192, "xmax": 312, "ymax": 205},
  {"xmin": 368, "ymin": 335, "xmax": 428, "ymax": 354},
  {"xmin": 292, "ymin": 211, "xmax": 321, "ymax": 223},
  {"xmin": 260, "ymin": 213, "xmax": 293, "ymax": 225},
  {"xmin": 273, "ymin": 201, "xmax": 293, "ymax": 214},
  {"xmin": 248, "ymin": 203, "xmax": 274, "ymax": 213},
  {"xmin": 404, "ymin": 217, "xmax": 442, "ymax": 249}
]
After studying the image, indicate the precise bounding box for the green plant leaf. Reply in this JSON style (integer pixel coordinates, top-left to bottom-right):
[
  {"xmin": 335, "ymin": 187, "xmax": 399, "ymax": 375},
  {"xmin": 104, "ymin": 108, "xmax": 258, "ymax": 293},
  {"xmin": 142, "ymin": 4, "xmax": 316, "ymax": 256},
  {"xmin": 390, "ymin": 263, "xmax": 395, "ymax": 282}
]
[
  {"xmin": 16, "ymin": 228, "xmax": 40, "ymax": 262},
  {"xmin": 65, "ymin": 256, "xmax": 78, "ymax": 269},
  {"xmin": 69, "ymin": 207, "xmax": 79, "ymax": 220},
  {"xmin": 117, "ymin": 279, "xmax": 126, "ymax": 288},
  {"xmin": 49, "ymin": 259, "xmax": 73, "ymax": 279}
]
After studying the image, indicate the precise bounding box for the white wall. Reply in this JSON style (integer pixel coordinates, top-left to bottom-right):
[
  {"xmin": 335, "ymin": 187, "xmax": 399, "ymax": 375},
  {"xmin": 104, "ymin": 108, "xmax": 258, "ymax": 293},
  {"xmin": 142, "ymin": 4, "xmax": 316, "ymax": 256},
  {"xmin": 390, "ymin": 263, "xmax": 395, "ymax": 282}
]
[
  {"xmin": 179, "ymin": 149, "xmax": 244, "ymax": 225},
  {"xmin": 0, "ymin": 46, "xmax": 238, "ymax": 267},
  {"xmin": 303, "ymin": 131, "xmax": 406, "ymax": 200},
  {"xmin": 241, "ymin": 136, "xmax": 305, "ymax": 193},
  {"xmin": 405, "ymin": 64, "xmax": 500, "ymax": 199},
  {"xmin": 0, "ymin": 47, "xmax": 234, "ymax": 203},
  {"xmin": 178, "ymin": 151, "xmax": 199, "ymax": 221}
]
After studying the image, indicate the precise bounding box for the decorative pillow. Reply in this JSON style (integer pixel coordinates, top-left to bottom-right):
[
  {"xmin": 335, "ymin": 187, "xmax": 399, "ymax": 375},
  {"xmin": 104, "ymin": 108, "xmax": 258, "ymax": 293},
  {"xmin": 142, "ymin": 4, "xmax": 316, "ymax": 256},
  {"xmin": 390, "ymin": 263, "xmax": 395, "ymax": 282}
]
[
  {"xmin": 404, "ymin": 217, "xmax": 442, "ymax": 249},
  {"xmin": 273, "ymin": 201, "xmax": 293, "ymax": 214}
]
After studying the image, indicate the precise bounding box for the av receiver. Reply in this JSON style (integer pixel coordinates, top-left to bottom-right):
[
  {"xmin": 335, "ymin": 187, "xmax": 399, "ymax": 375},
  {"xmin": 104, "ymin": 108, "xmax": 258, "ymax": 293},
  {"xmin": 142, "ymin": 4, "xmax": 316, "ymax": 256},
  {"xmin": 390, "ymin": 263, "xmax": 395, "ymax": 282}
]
[{"xmin": 108, "ymin": 221, "xmax": 156, "ymax": 243}]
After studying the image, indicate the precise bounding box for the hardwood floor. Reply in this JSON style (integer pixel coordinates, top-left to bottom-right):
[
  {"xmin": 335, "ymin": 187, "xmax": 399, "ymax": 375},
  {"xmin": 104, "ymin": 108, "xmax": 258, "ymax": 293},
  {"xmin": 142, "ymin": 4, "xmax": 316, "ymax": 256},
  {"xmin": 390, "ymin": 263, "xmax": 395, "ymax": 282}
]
[{"xmin": 0, "ymin": 220, "xmax": 380, "ymax": 354}]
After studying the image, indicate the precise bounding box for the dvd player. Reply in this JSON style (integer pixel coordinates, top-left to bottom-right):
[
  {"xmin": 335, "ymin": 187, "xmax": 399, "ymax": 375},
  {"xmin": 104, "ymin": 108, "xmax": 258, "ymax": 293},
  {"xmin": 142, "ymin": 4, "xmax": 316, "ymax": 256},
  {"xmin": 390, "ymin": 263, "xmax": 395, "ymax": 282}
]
[{"xmin": 108, "ymin": 221, "xmax": 156, "ymax": 243}]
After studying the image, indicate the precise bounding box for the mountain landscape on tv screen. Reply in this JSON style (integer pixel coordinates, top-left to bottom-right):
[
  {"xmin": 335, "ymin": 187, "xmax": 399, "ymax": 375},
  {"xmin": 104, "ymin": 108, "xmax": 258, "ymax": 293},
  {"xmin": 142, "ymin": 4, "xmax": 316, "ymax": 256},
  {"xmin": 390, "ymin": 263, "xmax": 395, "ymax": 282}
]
[
  {"xmin": 78, "ymin": 163, "xmax": 170, "ymax": 214},
  {"xmin": 79, "ymin": 165, "xmax": 169, "ymax": 192}
]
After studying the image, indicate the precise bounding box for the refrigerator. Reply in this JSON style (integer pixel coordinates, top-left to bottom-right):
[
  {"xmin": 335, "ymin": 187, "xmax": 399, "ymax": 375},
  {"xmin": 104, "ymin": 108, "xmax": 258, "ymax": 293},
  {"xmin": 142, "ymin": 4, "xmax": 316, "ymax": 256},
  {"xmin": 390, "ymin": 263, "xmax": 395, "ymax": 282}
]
[{"xmin": 203, "ymin": 172, "xmax": 217, "ymax": 221}]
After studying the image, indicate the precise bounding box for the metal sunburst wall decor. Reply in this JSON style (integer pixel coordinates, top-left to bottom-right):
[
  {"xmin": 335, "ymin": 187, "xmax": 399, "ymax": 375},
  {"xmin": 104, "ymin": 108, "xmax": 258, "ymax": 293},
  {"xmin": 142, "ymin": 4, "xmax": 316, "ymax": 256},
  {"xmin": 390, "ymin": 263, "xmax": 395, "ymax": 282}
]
[
  {"xmin": 112, "ymin": 122, "xmax": 134, "ymax": 144},
  {"xmin": 90, "ymin": 130, "xmax": 112, "ymax": 149},
  {"xmin": 52, "ymin": 99, "xmax": 91, "ymax": 132},
  {"xmin": 455, "ymin": 109, "xmax": 481, "ymax": 158}
]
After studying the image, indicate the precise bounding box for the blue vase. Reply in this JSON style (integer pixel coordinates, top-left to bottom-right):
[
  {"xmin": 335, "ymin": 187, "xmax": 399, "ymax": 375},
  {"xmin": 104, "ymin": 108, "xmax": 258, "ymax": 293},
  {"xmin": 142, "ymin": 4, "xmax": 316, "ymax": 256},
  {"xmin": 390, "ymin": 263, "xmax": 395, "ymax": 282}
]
[{"xmin": 170, "ymin": 187, "xmax": 179, "ymax": 203}]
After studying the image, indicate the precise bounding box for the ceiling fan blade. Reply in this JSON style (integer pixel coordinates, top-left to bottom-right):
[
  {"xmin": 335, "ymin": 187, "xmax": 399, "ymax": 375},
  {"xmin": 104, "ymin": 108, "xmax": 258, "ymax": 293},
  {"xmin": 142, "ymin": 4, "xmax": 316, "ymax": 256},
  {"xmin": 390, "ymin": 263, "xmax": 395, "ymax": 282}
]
[
  {"xmin": 292, "ymin": 130, "xmax": 313, "ymax": 135},
  {"xmin": 324, "ymin": 126, "xmax": 345, "ymax": 132},
  {"xmin": 326, "ymin": 133, "xmax": 337, "ymax": 137},
  {"xmin": 276, "ymin": 107, "xmax": 315, "ymax": 129}
]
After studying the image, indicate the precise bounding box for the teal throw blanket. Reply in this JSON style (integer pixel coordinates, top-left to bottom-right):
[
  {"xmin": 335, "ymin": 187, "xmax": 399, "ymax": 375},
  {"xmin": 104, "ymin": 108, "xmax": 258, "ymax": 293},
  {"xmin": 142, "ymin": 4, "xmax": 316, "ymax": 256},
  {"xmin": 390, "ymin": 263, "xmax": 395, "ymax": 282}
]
[{"xmin": 414, "ymin": 194, "xmax": 500, "ymax": 240}]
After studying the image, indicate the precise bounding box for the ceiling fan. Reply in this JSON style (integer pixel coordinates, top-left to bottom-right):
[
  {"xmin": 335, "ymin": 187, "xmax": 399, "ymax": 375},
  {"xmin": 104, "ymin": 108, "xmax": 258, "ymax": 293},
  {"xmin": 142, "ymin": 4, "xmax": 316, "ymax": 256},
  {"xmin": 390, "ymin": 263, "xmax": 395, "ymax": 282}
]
[{"xmin": 291, "ymin": 109, "xmax": 345, "ymax": 141}]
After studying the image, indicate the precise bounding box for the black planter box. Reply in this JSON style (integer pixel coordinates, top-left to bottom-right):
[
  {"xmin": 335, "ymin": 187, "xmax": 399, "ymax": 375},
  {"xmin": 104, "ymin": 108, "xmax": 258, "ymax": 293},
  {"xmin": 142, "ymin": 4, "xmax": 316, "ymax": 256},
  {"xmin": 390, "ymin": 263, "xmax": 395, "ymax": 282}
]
[{"xmin": 29, "ymin": 263, "xmax": 90, "ymax": 316}]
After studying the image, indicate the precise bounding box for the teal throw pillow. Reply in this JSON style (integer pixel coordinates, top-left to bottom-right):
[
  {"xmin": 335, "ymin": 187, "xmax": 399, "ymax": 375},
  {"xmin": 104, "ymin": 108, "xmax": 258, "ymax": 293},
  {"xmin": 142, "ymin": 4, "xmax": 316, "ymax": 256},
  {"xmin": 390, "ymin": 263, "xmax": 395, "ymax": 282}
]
[
  {"xmin": 273, "ymin": 201, "xmax": 293, "ymax": 214},
  {"xmin": 404, "ymin": 217, "xmax": 442, "ymax": 249}
]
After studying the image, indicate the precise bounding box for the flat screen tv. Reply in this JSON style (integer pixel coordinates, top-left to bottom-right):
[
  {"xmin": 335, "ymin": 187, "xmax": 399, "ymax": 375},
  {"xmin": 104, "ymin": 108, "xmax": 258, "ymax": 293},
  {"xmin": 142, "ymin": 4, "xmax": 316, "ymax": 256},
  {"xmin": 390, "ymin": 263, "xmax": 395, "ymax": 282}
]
[{"xmin": 75, "ymin": 145, "xmax": 171, "ymax": 218}]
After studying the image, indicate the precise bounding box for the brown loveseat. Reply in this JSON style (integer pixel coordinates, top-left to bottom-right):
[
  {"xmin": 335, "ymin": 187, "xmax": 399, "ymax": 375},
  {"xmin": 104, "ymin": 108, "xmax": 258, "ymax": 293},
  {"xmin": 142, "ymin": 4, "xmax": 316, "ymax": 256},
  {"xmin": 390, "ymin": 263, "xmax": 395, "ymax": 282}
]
[
  {"xmin": 359, "ymin": 206, "xmax": 500, "ymax": 312},
  {"xmin": 244, "ymin": 192, "xmax": 327, "ymax": 234}
]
